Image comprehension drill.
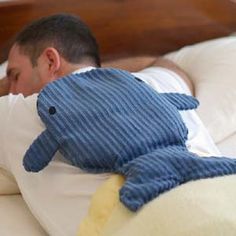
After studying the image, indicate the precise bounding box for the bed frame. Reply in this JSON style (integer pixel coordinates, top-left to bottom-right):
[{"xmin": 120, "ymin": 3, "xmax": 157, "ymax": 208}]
[{"xmin": 0, "ymin": 0, "xmax": 236, "ymax": 63}]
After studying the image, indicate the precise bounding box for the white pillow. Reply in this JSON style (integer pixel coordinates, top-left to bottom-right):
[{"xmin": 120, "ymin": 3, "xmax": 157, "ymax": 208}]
[
  {"xmin": 0, "ymin": 168, "xmax": 19, "ymax": 195},
  {"xmin": 165, "ymin": 36, "xmax": 236, "ymax": 144},
  {"xmin": 0, "ymin": 61, "xmax": 20, "ymax": 194},
  {"xmin": 0, "ymin": 61, "xmax": 7, "ymax": 80}
]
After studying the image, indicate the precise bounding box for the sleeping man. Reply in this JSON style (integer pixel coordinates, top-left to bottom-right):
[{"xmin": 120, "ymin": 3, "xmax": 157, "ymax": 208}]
[{"xmin": 0, "ymin": 13, "xmax": 221, "ymax": 235}]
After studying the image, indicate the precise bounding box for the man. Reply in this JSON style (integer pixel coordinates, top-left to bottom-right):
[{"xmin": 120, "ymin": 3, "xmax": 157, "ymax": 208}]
[
  {"xmin": 0, "ymin": 13, "xmax": 194, "ymax": 97},
  {"xmin": 0, "ymin": 14, "xmax": 219, "ymax": 235}
]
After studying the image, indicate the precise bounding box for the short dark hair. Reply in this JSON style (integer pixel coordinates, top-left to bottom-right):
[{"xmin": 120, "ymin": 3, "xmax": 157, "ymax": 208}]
[{"xmin": 14, "ymin": 13, "xmax": 100, "ymax": 67}]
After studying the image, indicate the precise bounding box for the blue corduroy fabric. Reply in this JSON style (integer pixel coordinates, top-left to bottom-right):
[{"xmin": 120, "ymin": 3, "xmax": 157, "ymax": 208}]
[{"xmin": 23, "ymin": 68, "xmax": 236, "ymax": 211}]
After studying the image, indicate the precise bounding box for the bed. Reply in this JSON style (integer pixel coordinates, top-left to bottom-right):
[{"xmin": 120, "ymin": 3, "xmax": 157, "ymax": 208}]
[{"xmin": 1, "ymin": 0, "xmax": 236, "ymax": 235}]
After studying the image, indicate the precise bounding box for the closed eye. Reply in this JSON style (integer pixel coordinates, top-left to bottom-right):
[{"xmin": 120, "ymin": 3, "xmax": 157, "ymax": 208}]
[
  {"xmin": 14, "ymin": 73, "xmax": 19, "ymax": 81},
  {"xmin": 8, "ymin": 73, "xmax": 19, "ymax": 83},
  {"xmin": 7, "ymin": 68, "xmax": 19, "ymax": 82}
]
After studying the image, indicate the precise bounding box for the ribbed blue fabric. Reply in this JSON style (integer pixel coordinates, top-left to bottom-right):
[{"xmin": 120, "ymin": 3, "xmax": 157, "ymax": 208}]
[{"xmin": 23, "ymin": 68, "xmax": 236, "ymax": 211}]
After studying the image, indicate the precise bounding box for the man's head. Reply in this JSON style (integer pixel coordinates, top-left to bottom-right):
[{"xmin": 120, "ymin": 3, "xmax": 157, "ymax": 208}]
[{"xmin": 7, "ymin": 13, "xmax": 100, "ymax": 96}]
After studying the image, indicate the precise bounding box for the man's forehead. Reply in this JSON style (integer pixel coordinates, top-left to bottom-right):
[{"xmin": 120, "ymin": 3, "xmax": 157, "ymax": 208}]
[
  {"xmin": 8, "ymin": 44, "xmax": 21, "ymax": 58},
  {"xmin": 7, "ymin": 45, "xmax": 30, "ymax": 78},
  {"xmin": 8, "ymin": 45, "xmax": 20, "ymax": 67},
  {"xmin": 8, "ymin": 44, "xmax": 30, "ymax": 68},
  {"xmin": 7, "ymin": 57, "xmax": 19, "ymax": 77}
]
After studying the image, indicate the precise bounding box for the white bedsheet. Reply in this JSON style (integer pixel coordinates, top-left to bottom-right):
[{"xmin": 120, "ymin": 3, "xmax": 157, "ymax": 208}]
[{"xmin": 0, "ymin": 195, "xmax": 47, "ymax": 236}]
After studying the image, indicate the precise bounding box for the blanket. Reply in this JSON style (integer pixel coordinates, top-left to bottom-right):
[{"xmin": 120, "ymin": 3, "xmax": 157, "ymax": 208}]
[{"xmin": 78, "ymin": 174, "xmax": 236, "ymax": 236}]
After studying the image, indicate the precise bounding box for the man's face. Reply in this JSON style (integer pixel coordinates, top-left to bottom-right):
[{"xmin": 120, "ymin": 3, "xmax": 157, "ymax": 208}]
[{"xmin": 7, "ymin": 44, "xmax": 49, "ymax": 96}]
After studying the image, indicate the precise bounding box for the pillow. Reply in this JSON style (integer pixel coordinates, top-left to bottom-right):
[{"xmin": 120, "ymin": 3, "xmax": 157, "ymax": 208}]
[
  {"xmin": 0, "ymin": 61, "xmax": 7, "ymax": 80},
  {"xmin": 0, "ymin": 168, "xmax": 20, "ymax": 195},
  {"xmin": 0, "ymin": 61, "xmax": 20, "ymax": 194},
  {"xmin": 165, "ymin": 36, "xmax": 236, "ymax": 144}
]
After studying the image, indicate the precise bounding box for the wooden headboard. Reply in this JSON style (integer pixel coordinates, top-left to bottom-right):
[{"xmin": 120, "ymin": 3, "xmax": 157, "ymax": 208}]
[{"xmin": 1, "ymin": 0, "xmax": 236, "ymax": 63}]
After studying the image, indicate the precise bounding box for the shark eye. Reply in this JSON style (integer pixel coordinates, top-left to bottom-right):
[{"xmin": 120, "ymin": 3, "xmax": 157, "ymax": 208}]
[{"xmin": 49, "ymin": 106, "xmax": 56, "ymax": 115}]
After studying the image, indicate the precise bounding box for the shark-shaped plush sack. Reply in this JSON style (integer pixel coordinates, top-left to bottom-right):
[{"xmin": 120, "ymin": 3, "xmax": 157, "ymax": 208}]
[{"xmin": 24, "ymin": 68, "xmax": 236, "ymax": 211}]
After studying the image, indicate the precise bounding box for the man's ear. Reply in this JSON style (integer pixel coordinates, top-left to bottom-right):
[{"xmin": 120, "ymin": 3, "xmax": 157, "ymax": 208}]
[{"xmin": 42, "ymin": 47, "xmax": 61, "ymax": 75}]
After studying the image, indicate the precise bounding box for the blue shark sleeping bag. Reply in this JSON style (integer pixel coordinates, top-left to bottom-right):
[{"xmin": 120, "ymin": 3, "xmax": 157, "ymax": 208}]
[{"xmin": 23, "ymin": 68, "xmax": 236, "ymax": 211}]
